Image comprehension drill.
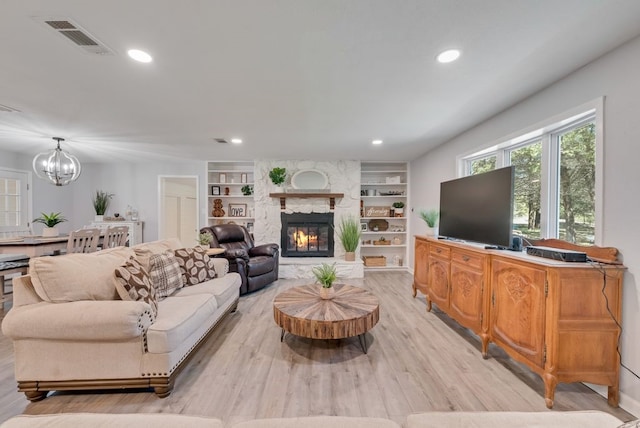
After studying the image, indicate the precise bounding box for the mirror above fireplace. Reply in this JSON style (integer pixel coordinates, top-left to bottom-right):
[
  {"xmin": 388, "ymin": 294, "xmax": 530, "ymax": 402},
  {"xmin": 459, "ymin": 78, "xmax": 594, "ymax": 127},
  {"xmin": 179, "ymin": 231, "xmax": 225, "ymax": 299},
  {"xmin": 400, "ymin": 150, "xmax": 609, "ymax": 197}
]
[{"xmin": 291, "ymin": 169, "xmax": 329, "ymax": 192}]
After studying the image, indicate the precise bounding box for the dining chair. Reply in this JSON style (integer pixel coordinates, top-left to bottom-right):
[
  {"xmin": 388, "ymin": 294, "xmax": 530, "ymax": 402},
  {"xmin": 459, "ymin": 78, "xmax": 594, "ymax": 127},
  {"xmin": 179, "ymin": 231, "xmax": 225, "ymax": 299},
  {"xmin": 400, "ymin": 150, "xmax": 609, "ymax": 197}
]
[
  {"xmin": 104, "ymin": 226, "xmax": 129, "ymax": 248},
  {"xmin": 66, "ymin": 228, "xmax": 101, "ymax": 254}
]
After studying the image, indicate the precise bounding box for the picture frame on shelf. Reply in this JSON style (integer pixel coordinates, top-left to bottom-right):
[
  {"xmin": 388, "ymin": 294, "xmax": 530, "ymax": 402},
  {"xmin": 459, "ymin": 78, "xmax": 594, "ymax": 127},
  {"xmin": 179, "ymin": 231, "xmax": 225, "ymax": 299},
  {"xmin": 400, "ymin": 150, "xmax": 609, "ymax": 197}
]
[
  {"xmin": 360, "ymin": 222, "xmax": 368, "ymax": 231},
  {"xmin": 211, "ymin": 185, "xmax": 221, "ymax": 196},
  {"xmin": 219, "ymin": 173, "xmax": 226, "ymax": 183},
  {"xmin": 247, "ymin": 222, "xmax": 254, "ymax": 233},
  {"xmin": 228, "ymin": 203, "xmax": 247, "ymax": 217},
  {"xmin": 241, "ymin": 173, "xmax": 247, "ymax": 183}
]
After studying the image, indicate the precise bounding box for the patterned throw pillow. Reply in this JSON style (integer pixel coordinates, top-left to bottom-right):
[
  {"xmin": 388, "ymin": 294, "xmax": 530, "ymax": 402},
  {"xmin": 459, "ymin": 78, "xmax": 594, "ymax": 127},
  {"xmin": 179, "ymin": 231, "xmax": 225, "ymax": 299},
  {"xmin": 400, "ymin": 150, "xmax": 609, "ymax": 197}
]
[
  {"xmin": 173, "ymin": 247, "xmax": 216, "ymax": 286},
  {"xmin": 113, "ymin": 256, "xmax": 158, "ymax": 318},
  {"xmin": 149, "ymin": 252, "xmax": 183, "ymax": 300}
]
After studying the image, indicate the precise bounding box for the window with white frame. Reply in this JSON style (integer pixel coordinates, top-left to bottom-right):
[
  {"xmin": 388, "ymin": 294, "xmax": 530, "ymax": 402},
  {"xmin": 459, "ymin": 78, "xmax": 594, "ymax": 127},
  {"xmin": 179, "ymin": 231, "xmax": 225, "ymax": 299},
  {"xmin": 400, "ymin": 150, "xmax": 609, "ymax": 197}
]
[
  {"xmin": 461, "ymin": 108, "xmax": 599, "ymax": 245},
  {"xmin": 0, "ymin": 168, "xmax": 31, "ymax": 237}
]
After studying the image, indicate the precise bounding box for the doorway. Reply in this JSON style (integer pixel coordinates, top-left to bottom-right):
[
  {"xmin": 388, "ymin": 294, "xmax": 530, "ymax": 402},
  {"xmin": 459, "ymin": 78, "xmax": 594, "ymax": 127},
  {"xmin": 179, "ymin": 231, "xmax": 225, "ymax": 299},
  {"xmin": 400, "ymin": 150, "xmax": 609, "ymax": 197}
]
[{"xmin": 158, "ymin": 176, "xmax": 199, "ymax": 245}]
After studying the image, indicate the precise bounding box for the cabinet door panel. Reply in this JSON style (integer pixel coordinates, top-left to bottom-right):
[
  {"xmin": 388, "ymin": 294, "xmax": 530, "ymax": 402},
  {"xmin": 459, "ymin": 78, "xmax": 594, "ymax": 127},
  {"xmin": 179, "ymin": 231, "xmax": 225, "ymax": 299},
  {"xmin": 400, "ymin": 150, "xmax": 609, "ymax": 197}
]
[
  {"xmin": 450, "ymin": 263, "xmax": 483, "ymax": 333},
  {"xmin": 491, "ymin": 259, "xmax": 546, "ymax": 368},
  {"xmin": 428, "ymin": 257, "xmax": 450, "ymax": 310}
]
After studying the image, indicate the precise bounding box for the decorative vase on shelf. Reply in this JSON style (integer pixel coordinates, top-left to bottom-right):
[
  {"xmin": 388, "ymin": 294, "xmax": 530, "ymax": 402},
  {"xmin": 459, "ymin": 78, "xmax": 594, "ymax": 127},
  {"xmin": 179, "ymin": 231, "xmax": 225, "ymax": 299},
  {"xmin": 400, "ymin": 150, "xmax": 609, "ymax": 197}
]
[
  {"xmin": 94, "ymin": 215, "xmax": 104, "ymax": 222},
  {"xmin": 41, "ymin": 226, "xmax": 59, "ymax": 237},
  {"xmin": 319, "ymin": 286, "xmax": 335, "ymax": 300},
  {"xmin": 345, "ymin": 252, "xmax": 356, "ymax": 262}
]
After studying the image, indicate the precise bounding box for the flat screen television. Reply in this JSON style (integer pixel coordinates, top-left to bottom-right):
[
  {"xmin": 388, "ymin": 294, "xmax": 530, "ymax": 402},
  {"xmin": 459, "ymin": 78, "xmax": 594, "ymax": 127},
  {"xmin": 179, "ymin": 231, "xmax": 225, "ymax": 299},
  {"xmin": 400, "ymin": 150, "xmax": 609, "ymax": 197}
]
[{"xmin": 438, "ymin": 166, "xmax": 514, "ymax": 248}]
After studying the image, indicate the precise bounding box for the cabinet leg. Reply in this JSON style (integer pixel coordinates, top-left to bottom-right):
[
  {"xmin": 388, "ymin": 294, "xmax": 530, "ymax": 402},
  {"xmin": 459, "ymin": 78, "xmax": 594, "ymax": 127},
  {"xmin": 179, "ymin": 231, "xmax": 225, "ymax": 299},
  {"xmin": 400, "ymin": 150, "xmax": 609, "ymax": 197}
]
[
  {"xmin": 412, "ymin": 283, "xmax": 417, "ymax": 298},
  {"xmin": 426, "ymin": 297, "xmax": 432, "ymax": 312},
  {"xmin": 608, "ymin": 385, "xmax": 620, "ymax": 407},
  {"xmin": 481, "ymin": 335, "xmax": 490, "ymax": 359},
  {"xmin": 543, "ymin": 373, "xmax": 557, "ymax": 409}
]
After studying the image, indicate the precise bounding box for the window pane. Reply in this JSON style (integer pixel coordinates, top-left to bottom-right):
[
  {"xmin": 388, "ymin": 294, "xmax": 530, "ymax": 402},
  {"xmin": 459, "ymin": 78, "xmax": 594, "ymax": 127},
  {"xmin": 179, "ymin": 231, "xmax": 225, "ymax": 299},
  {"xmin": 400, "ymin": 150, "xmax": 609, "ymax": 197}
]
[
  {"xmin": 558, "ymin": 123, "xmax": 595, "ymax": 244},
  {"xmin": 470, "ymin": 156, "xmax": 496, "ymax": 175},
  {"xmin": 509, "ymin": 141, "xmax": 542, "ymax": 241}
]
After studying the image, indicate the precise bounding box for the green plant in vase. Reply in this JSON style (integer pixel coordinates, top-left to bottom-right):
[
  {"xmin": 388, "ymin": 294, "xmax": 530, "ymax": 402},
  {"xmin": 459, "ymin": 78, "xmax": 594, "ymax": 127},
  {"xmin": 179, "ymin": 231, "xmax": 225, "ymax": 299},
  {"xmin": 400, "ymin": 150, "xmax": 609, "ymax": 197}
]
[
  {"xmin": 419, "ymin": 209, "xmax": 439, "ymax": 236},
  {"xmin": 33, "ymin": 212, "xmax": 67, "ymax": 237},
  {"xmin": 392, "ymin": 201, "xmax": 405, "ymax": 216},
  {"xmin": 269, "ymin": 167, "xmax": 287, "ymax": 190},
  {"xmin": 92, "ymin": 190, "xmax": 114, "ymax": 220},
  {"xmin": 337, "ymin": 215, "xmax": 361, "ymax": 261},
  {"xmin": 241, "ymin": 185, "xmax": 253, "ymax": 196},
  {"xmin": 197, "ymin": 232, "xmax": 213, "ymax": 247},
  {"xmin": 312, "ymin": 263, "xmax": 337, "ymax": 299}
]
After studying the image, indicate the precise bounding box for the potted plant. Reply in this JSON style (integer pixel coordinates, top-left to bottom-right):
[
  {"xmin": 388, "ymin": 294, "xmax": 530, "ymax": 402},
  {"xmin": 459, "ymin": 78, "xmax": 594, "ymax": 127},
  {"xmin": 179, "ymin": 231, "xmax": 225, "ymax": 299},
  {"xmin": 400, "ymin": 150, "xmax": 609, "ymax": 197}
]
[
  {"xmin": 337, "ymin": 215, "xmax": 361, "ymax": 261},
  {"xmin": 269, "ymin": 167, "xmax": 287, "ymax": 192},
  {"xmin": 392, "ymin": 201, "xmax": 405, "ymax": 217},
  {"xmin": 419, "ymin": 209, "xmax": 439, "ymax": 236},
  {"xmin": 312, "ymin": 262, "xmax": 337, "ymax": 300},
  {"xmin": 33, "ymin": 212, "xmax": 67, "ymax": 237},
  {"xmin": 92, "ymin": 190, "xmax": 114, "ymax": 221},
  {"xmin": 197, "ymin": 231, "xmax": 213, "ymax": 247},
  {"xmin": 241, "ymin": 185, "xmax": 253, "ymax": 196}
]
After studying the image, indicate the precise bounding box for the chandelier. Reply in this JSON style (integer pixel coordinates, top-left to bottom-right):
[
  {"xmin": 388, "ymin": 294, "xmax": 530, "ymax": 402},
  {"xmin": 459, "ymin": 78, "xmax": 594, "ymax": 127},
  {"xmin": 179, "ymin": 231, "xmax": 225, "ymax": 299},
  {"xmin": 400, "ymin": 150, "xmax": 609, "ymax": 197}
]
[{"xmin": 32, "ymin": 137, "xmax": 82, "ymax": 186}]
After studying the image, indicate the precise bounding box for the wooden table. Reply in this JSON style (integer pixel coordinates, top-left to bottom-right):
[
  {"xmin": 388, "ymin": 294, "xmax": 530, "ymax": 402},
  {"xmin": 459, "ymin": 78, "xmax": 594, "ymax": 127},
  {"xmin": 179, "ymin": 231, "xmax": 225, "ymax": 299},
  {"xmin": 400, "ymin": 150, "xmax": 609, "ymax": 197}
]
[
  {"xmin": 273, "ymin": 284, "xmax": 380, "ymax": 353},
  {"xmin": 0, "ymin": 236, "xmax": 68, "ymax": 257},
  {"xmin": 206, "ymin": 247, "xmax": 226, "ymax": 257}
]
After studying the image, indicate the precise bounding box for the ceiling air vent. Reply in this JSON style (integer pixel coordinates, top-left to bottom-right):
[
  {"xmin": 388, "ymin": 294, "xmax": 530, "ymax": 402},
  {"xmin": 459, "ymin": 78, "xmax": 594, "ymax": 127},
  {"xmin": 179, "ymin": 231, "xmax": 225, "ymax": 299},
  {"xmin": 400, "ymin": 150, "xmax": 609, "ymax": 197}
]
[
  {"xmin": 38, "ymin": 18, "xmax": 114, "ymax": 55},
  {"xmin": 214, "ymin": 138, "xmax": 229, "ymax": 144}
]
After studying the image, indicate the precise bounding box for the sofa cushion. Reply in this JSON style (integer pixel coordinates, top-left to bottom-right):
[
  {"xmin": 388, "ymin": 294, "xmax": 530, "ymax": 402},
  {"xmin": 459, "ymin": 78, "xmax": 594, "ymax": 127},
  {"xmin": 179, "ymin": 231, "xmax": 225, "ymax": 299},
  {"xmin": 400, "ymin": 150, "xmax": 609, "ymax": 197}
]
[
  {"xmin": 173, "ymin": 247, "xmax": 216, "ymax": 285},
  {"xmin": 232, "ymin": 416, "xmax": 401, "ymax": 428},
  {"xmin": 172, "ymin": 272, "xmax": 241, "ymax": 308},
  {"xmin": 132, "ymin": 238, "xmax": 183, "ymax": 272},
  {"xmin": 149, "ymin": 252, "xmax": 183, "ymax": 299},
  {"xmin": 147, "ymin": 293, "xmax": 217, "ymax": 354},
  {"xmin": 29, "ymin": 246, "xmax": 134, "ymax": 303},
  {"xmin": 113, "ymin": 257, "xmax": 158, "ymax": 318},
  {"xmin": 405, "ymin": 411, "xmax": 624, "ymax": 428},
  {"xmin": 0, "ymin": 413, "xmax": 224, "ymax": 428}
]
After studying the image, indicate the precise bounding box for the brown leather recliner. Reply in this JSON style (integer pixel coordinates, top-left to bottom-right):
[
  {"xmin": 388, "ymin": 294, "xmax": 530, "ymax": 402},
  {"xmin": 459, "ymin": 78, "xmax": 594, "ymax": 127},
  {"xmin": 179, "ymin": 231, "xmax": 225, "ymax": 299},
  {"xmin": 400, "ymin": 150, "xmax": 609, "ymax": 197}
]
[{"xmin": 200, "ymin": 224, "xmax": 279, "ymax": 295}]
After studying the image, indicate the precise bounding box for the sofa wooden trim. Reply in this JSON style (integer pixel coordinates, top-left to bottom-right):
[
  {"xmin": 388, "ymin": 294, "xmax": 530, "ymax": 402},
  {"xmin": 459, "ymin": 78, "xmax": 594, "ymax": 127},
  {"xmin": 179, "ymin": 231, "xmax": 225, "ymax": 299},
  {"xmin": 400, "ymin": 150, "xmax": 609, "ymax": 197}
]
[{"xmin": 17, "ymin": 298, "xmax": 238, "ymax": 401}]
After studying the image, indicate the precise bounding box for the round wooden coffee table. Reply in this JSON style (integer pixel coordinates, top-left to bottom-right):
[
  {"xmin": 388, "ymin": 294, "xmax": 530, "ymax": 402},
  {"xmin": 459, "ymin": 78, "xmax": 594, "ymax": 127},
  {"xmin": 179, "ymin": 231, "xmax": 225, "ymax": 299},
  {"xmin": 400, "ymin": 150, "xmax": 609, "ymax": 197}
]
[{"xmin": 273, "ymin": 284, "xmax": 379, "ymax": 353}]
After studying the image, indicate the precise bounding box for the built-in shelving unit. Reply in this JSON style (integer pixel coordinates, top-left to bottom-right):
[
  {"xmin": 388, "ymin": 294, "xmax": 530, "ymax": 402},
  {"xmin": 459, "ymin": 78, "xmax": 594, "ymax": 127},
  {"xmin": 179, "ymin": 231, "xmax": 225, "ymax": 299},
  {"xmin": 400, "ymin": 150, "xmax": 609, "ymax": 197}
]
[
  {"xmin": 206, "ymin": 161, "xmax": 255, "ymax": 233},
  {"xmin": 360, "ymin": 162, "xmax": 409, "ymax": 270}
]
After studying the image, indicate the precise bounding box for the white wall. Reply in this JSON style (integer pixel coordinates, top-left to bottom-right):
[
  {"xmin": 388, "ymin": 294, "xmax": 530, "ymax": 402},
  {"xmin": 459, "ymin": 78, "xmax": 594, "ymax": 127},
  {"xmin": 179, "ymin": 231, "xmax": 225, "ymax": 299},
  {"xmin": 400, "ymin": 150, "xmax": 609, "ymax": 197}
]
[
  {"xmin": 409, "ymin": 35, "xmax": 640, "ymax": 413},
  {"xmin": 0, "ymin": 150, "xmax": 204, "ymax": 241}
]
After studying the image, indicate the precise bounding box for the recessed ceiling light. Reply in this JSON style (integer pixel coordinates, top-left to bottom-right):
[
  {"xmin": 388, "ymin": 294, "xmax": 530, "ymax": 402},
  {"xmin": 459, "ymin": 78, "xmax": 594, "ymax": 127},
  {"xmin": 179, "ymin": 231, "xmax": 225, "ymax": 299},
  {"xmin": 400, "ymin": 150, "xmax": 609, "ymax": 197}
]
[
  {"xmin": 436, "ymin": 49, "xmax": 461, "ymax": 64},
  {"xmin": 230, "ymin": 138, "xmax": 243, "ymax": 144},
  {"xmin": 127, "ymin": 49, "xmax": 153, "ymax": 63},
  {"xmin": 372, "ymin": 139, "xmax": 383, "ymax": 145}
]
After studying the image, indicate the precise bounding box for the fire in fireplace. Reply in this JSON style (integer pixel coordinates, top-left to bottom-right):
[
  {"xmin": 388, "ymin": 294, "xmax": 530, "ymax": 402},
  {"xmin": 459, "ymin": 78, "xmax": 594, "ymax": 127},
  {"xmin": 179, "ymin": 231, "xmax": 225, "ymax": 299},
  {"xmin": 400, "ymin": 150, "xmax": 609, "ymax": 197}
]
[{"xmin": 281, "ymin": 212, "xmax": 334, "ymax": 257}]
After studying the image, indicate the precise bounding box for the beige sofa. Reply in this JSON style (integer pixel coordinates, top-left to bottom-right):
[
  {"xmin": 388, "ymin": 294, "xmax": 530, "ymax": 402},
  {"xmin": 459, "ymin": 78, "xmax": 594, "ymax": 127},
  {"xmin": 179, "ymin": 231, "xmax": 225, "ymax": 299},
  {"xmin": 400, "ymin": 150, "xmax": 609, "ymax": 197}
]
[
  {"xmin": 1, "ymin": 239, "xmax": 241, "ymax": 401},
  {"xmin": 0, "ymin": 411, "xmax": 628, "ymax": 427}
]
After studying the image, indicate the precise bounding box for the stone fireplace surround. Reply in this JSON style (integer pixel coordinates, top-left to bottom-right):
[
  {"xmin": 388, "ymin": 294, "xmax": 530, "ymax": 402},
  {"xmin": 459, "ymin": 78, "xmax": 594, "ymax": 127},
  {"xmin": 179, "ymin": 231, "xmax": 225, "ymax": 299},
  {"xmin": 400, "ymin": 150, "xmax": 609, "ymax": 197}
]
[{"xmin": 252, "ymin": 160, "xmax": 364, "ymax": 279}]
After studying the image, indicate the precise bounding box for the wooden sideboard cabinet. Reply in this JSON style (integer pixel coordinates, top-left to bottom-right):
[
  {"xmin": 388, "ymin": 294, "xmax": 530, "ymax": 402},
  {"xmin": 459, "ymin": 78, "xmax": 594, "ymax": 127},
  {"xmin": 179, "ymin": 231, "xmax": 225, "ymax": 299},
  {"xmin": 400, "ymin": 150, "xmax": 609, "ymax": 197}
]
[{"xmin": 412, "ymin": 235, "xmax": 624, "ymax": 408}]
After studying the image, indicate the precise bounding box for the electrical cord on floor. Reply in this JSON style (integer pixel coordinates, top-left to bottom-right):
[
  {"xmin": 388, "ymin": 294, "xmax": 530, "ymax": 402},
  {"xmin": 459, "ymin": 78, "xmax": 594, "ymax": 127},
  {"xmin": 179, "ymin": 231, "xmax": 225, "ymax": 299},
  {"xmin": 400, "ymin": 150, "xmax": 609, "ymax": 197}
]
[{"xmin": 589, "ymin": 260, "xmax": 640, "ymax": 381}]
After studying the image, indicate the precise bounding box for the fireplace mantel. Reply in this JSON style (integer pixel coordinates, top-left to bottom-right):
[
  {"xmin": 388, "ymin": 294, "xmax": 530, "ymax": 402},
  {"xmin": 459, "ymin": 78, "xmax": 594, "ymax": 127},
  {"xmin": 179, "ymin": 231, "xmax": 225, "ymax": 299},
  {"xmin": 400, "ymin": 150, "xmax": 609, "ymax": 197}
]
[{"xmin": 269, "ymin": 192, "xmax": 344, "ymax": 210}]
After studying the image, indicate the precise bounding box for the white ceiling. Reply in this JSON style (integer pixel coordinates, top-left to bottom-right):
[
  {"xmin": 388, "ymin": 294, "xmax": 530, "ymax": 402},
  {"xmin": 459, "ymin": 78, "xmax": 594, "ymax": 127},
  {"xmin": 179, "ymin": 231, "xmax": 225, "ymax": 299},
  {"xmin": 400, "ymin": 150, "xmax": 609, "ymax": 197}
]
[{"xmin": 1, "ymin": 1, "xmax": 640, "ymax": 163}]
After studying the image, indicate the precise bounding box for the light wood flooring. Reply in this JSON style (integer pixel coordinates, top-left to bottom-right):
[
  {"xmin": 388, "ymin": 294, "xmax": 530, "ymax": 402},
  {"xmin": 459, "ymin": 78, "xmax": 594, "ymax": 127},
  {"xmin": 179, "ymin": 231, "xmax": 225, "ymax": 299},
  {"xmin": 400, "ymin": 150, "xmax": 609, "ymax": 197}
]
[{"xmin": 0, "ymin": 272, "xmax": 635, "ymax": 425}]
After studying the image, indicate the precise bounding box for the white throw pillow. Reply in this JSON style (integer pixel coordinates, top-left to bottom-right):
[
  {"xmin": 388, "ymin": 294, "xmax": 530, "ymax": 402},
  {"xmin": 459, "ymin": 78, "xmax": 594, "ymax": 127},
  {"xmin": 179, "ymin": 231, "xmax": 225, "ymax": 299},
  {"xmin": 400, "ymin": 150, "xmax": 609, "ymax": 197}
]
[{"xmin": 29, "ymin": 246, "xmax": 135, "ymax": 302}]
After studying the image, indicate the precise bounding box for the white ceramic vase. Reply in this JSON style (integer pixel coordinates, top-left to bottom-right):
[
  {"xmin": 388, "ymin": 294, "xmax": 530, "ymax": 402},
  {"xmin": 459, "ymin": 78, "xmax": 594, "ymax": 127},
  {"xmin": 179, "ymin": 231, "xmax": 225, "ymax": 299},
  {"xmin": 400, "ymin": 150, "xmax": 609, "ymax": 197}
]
[
  {"xmin": 95, "ymin": 215, "xmax": 104, "ymax": 222},
  {"xmin": 425, "ymin": 226, "xmax": 439, "ymax": 237},
  {"xmin": 41, "ymin": 226, "xmax": 59, "ymax": 237}
]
